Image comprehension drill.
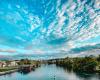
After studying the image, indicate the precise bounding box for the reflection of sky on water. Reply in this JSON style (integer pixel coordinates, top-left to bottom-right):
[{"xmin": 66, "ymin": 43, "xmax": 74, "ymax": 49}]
[{"xmin": 0, "ymin": 65, "xmax": 100, "ymax": 80}]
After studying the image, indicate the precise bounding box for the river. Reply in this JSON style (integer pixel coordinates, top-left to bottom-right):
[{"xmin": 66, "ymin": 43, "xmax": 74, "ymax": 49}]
[{"xmin": 0, "ymin": 64, "xmax": 100, "ymax": 80}]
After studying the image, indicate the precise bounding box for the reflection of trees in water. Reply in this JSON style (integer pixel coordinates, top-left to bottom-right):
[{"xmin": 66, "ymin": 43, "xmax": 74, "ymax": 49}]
[
  {"xmin": 18, "ymin": 70, "xmax": 31, "ymax": 75},
  {"xmin": 0, "ymin": 72, "xmax": 14, "ymax": 76},
  {"xmin": 75, "ymin": 72, "xmax": 96, "ymax": 80},
  {"xmin": 56, "ymin": 64, "xmax": 99, "ymax": 80},
  {"xmin": 18, "ymin": 68, "xmax": 35, "ymax": 75},
  {"xmin": 56, "ymin": 64, "xmax": 72, "ymax": 72},
  {"xmin": 97, "ymin": 73, "xmax": 100, "ymax": 79}
]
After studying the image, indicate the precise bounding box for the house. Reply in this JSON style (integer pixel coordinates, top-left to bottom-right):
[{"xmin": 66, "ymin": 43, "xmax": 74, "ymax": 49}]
[
  {"xmin": 0, "ymin": 61, "xmax": 18, "ymax": 67},
  {"xmin": 0, "ymin": 61, "xmax": 6, "ymax": 67},
  {"xmin": 96, "ymin": 65, "xmax": 100, "ymax": 71},
  {"xmin": 0, "ymin": 62, "xmax": 3, "ymax": 67},
  {"xmin": 10, "ymin": 61, "xmax": 18, "ymax": 66},
  {"xmin": 5, "ymin": 61, "xmax": 18, "ymax": 67}
]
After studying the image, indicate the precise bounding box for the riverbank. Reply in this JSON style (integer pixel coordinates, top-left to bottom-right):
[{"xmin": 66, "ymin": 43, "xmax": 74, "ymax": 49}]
[
  {"xmin": 0, "ymin": 64, "xmax": 100, "ymax": 80},
  {"xmin": 0, "ymin": 68, "xmax": 18, "ymax": 75},
  {"xmin": 44, "ymin": 55, "xmax": 100, "ymax": 73},
  {"xmin": 0, "ymin": 65, "xmax": 40, "ymax": 75},
  {"xmin": 0, "ymin": 59, "xmax": 40, "ymax": 75}
]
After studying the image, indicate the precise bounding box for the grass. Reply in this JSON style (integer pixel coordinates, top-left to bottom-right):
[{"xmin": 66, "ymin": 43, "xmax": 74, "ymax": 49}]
[{"xmin": 0, "ymin": 67, "xmax": 18, "ymax": 72}]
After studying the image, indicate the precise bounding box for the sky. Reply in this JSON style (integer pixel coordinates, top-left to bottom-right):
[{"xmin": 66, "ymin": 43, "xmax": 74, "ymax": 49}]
[{"xmin": 0, "ymin": 0, "xmax": 100, "ymax": 59}]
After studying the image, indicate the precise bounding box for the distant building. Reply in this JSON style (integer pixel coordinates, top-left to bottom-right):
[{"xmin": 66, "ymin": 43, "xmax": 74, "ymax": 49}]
[
  {"xmin": 0, "ymin": 62, "xmax": 3, "ymax": 67},
  {"xmin": 0, "ymin": 61, "xmax": 6, "ymax": 67},
  {"xmin": 96, "ymin": 65, "xmax": 100, "ymax": 71},
  {"xmin": 10, "ymin": 61, "xmax": 18, "ymax": 66},
  {"xmin": 0, "ymin": 61, "xmax": 18, "ymax": 67}
]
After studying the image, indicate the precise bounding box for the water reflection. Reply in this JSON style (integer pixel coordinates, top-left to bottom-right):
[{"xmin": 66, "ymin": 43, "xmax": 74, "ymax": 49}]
[
  {"xmin": 18, "ymin": 67, "xmax": 35, "ymax": 75},
  {"xmin": 0, "ymin": 64, "xmax": 100, "ymax": 80},
  {"xmin": 55, "ymin": 63, "xmax": 100, "ymax": 79},
  {"xmin": 18, "ymin": 69, "xmax": 32, "ymax": 75},
  {"xmin": 56, "ymin": 64, "xmax": 72, "ymax": 73}
]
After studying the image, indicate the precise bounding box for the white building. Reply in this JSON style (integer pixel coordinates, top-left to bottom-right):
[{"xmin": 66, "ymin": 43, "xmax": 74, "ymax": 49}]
[
  {"xmin": 0, "ymin": 62, "xmax": 6, "ymax": 67},
  {"xmin": 7, "ymin": 61, "xmax": 18, "ymax": 67}
]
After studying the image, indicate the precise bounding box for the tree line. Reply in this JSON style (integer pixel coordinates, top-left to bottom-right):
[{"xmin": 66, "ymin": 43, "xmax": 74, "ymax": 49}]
[{"xmin": 47, "ymin": 55, "xmax": 100, "ymax": 73}]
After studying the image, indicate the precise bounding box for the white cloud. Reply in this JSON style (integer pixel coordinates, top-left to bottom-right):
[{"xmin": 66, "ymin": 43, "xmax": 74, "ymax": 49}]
[{"xmin": 15, "ymin": 36, "xmax": 26, "ymax": 42}]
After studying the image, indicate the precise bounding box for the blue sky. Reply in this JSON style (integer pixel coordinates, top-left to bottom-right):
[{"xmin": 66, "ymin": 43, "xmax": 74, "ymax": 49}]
[{"xmin": 0, "ymin": 0, "xmax": 100, "ymax": 59}]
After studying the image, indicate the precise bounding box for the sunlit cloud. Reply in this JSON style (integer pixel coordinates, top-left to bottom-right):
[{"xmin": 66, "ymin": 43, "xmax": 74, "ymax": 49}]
[
  {"xmin": 0, "ymin": 0, "xmax": 99, "ymax": 59},
  {"xmin": 0, "ymin": 49, "xmax": 16, "ymax": 53}
]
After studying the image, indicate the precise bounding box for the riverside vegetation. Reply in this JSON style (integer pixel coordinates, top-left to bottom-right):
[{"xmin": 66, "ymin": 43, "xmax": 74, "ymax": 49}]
[
  {"xmin": 46, "ymin": 55, "xmax": 100, "ymax": 73},
  {"xmin": 0, "ymin": 59, "xmax": 40, "ymax": 75},
  {"xmin": 0, "ymin": 55, "xmax": 100, "ymax": 74}
]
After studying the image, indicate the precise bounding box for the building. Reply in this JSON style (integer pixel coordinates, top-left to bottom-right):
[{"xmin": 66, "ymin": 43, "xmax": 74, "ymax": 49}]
[
  {"xmin": 0, "ymin": 61, "xmax": 18, "ymax": 67},
  {"xmin": 96, "ymin": 65, "xmax": 100, "ymax": 71},
  {"xmin": 0, "ymin": 61, "xmax": 6, "ymax": 67},
  {"xmin": 10, "ymin": 61, "xmax": 18, "ymax": 66}
]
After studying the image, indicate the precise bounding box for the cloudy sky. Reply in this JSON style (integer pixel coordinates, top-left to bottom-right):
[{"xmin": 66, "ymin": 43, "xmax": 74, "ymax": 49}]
[{"xmin": 0, "ymin": 0, "xmax": 100, "ymax": 59}]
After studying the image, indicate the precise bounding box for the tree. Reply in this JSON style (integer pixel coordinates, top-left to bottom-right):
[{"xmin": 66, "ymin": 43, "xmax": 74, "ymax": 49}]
[
  {"xmin": 97, "ymin": 55, "xmax": 100, "ymax": 62},
  {"xmin": 18, "ymin": 59, "xmax": 31, "ymax": 65},
  {"xmin": 73, "ymin": 56, "xmax": 98, "ymax": 72}
]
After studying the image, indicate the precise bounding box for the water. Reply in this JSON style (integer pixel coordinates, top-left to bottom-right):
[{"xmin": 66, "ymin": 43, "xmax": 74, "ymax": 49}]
[{"xmin": 0, "ymin": 64, "xmax": 100, "ymax": 80}]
